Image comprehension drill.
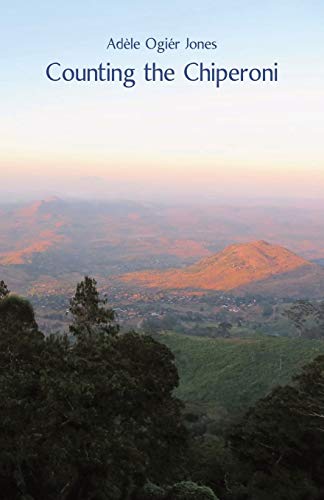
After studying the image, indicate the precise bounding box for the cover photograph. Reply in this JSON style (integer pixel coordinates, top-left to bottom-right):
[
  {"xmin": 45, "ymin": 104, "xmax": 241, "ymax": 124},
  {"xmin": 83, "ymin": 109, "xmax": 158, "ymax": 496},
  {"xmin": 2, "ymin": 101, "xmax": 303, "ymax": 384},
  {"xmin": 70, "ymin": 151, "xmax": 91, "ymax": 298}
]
[{"xmin": 0, "ymin": 1, "xmax": 324, "ymax": 499}]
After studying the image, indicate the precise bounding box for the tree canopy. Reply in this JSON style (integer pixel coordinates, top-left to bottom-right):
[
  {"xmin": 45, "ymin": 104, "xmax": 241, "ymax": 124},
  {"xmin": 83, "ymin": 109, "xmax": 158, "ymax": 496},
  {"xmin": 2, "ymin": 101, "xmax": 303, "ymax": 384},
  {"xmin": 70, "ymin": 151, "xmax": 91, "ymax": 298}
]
[
  {"xmin": 69, "ymin": 276, "xmax": 119, "ymax": 338},
  {"xmin": 228, "ymin": 354, "xmax": 324, "ymax": 499},
  {"xmin": 0, "ymin": 278, "xmax": 187, "ymax": 500},
  {"xmin": 2, "ymin": 277, "xmax": 324, "ymax": 500}
]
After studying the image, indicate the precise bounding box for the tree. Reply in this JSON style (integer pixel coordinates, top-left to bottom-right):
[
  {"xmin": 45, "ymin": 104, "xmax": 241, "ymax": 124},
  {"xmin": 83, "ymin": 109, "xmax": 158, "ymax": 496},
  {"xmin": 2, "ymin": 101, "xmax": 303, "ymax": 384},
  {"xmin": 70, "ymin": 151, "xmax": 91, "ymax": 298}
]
[
  {"xmin": 284, "ymin": 300, "xmax": 317, "ymax": 337},
  {"xmin": 186, "ymin": 436, "xmax": 229, "ymax": 499},
  {"xmin": 69, "ymin": 276, "xmax": 119, "ymax": 338},
  {"xmin": 140, "ymin": 481, "xmax": 219, "ymax": 500},
  {"xmin": 293, "ymin": 355, "xmax": 324, "ymax": 433},
  {"xmin": 216, "ymin": 323, "xmax": 232, "ymax": 339},
  {"xmin": 141, "ymin": 482, "xmax": 165, "ymax": 499},
  {"xmin": 284, "ymin": 299, "xmax": 324, "ymax": 339},
  {"xmin": 165, "ymin": 481, "xmax": 219, "ymax": 499},
  {"xmin": 0, "ymin": 294, "xmax": 40, "ymax": 339},
  {"xmin": 229, "ymin": 355, "xmax": 324, "ymax": 499},
  {"xmin": 0, "ymin": 279, "xmax": 188, "ymax": 500},
  {"xmin": 262, "ymin": 304, "xmax": 273, "ymax": 318},
  {"xmin": 0, "ymin": 295, "xmax": 45, "ymax": 499}
]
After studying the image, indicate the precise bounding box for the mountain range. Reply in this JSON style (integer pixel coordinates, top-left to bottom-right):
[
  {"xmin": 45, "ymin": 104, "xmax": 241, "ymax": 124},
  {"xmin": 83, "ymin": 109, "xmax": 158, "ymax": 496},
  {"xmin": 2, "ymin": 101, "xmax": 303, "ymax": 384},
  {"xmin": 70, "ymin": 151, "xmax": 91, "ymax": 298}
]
[{"xmin": 1, "ymin": 198, "xmax": 324, "ymax": 298}]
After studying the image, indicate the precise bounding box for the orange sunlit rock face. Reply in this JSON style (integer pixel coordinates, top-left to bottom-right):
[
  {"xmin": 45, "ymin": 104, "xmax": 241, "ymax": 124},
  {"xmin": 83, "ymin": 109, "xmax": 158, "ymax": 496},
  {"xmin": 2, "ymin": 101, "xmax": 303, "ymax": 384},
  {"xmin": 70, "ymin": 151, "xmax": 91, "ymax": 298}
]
[{"xmin": 121, "ymin": 240, "xmax": 313, "ymax": 291}]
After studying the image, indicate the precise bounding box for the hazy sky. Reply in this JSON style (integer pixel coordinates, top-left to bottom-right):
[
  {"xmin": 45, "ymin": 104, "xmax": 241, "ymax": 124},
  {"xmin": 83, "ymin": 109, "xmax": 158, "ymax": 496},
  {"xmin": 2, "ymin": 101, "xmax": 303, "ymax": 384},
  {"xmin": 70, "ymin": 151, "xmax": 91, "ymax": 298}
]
[{"xmin": 1, "ymin": 0, "xmax": 324, "ymax": 202}]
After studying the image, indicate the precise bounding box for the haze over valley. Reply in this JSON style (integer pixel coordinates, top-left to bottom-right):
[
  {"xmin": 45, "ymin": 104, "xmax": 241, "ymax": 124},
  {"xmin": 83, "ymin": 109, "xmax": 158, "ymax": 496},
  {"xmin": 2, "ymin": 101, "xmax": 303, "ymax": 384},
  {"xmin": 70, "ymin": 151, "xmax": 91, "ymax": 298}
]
[{"xmin": 1, "ymin": 196, "xmax": 324, "ymax": 334}]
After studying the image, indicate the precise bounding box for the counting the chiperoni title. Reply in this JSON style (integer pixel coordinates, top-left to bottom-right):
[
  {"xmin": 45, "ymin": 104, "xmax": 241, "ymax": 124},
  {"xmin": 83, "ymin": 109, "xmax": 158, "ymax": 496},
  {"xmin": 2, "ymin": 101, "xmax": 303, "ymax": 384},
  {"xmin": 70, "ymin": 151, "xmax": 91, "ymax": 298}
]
[{"xmin": 44, "ymin": 35, "xmax": 279, "ymax": 89}]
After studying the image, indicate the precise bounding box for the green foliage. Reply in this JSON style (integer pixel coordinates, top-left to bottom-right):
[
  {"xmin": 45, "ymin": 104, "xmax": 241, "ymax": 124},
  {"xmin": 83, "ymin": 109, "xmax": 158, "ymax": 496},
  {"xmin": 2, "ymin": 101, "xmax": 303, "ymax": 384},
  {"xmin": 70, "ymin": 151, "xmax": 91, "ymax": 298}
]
[
  {"xmin": 229, "ymin": 354, "xmax": 324, "ymax": 499},
  {"xmin": 0, "ymin": 279, "xmax": 187, "ymax": 500},
  {"xmin": 284, "ymin": 299, "xmax": 324, "ymax": 339},
  {"xmin": 262, "ymin": 304, "xmax": 273, "ymax": 318},
  {"xmin": 0, "ymin": 294, "xmax": 36, "ymax": 324},
  {"xmin": 215, "ymin": 322, "xmax": 232, "ymax": 338},
  {"xmin": 161, "ymin": 332, "xmax": 324, "ymax": 416},
  {"xmin": 141, "ymin": 482, "xmax": 166, "ymax": 499},
  {"xmin": 140, "ymin": 481, "xmax": 219, "ymax": 500},
  {"xmin": 6, "ymin": 276, "xmax": 324, "ymax": 500},
  {"xmin": 0, "ymin": 295, "xmax": 42, "ymax": 349},
  {"xmin": 166, "ymin": 481, "xmax": 219, "ymax": 499},
  {"xmin": 186, "ymin": 436, "xmax": 230, "ymax": 498},
  {"xmin": 69, "ymin": 276, "xmax": 119, "ymax": 338}
]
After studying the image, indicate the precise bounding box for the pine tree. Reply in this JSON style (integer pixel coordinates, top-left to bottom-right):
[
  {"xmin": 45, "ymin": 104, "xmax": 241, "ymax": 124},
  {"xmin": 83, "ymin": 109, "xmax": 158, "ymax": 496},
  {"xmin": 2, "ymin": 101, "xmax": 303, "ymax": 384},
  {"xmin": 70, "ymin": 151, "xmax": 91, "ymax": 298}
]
[{"xmin": 69, "ymin": 276, "xmax": 119, "ymax": 338}]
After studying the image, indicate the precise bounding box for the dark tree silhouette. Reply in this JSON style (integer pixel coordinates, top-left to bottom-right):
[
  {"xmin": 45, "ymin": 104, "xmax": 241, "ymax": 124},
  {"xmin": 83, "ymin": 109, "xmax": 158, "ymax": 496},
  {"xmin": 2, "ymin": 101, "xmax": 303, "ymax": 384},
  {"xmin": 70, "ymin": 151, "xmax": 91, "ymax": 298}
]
[{"xmin": 69, "ymin": 276, "xmax": 119, "ymax": 338}]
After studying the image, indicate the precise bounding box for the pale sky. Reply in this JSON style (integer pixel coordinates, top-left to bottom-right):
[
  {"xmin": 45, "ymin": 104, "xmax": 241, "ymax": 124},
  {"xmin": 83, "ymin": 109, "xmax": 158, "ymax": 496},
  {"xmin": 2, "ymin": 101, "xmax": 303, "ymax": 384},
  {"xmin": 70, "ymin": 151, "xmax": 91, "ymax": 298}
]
[{"xmin": 1, "ymin": 0, "xmax": 324, "ymax": 202}]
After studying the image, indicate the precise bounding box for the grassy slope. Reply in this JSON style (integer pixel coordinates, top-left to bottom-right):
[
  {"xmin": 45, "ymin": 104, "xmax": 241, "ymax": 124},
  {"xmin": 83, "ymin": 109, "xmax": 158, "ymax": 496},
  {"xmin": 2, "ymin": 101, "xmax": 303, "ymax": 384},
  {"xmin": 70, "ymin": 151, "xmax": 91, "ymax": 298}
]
[{"xmin": 161, "ymin": 332, "xmax": 324, "ymax": 415}]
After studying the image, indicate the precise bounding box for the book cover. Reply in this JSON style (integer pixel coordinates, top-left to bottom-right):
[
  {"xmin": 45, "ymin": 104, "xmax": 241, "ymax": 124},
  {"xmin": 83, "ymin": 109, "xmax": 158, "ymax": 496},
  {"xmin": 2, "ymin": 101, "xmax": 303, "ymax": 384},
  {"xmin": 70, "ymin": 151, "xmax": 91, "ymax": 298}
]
[{"xmin": 1, "ymin": 2, "xmax": 324, "ymax": 499}]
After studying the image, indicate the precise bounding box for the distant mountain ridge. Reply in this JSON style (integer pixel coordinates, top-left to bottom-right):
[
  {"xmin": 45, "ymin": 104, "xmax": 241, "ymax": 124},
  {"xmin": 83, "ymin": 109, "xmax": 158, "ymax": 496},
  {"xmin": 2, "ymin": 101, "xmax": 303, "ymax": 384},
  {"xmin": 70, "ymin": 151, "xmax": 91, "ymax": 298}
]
[
  {"xmin": 121, "ymin": 240, "xmax": 324, "ymax": 297},
  {"xmin": 2, "ymin": 198, "xmax": 324, "ymax": 298}
]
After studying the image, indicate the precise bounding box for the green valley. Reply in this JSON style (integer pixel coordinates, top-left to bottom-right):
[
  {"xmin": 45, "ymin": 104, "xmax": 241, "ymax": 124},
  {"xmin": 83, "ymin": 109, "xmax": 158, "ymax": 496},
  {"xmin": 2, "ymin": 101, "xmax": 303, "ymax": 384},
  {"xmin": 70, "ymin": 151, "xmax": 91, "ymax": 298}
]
[{"xmin": 161, "ymin": 332, "xmax": 324, "ymax": 415}]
